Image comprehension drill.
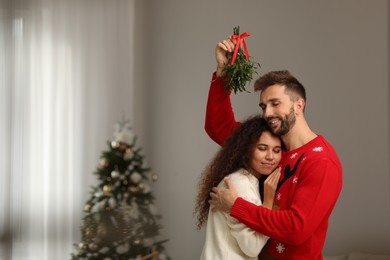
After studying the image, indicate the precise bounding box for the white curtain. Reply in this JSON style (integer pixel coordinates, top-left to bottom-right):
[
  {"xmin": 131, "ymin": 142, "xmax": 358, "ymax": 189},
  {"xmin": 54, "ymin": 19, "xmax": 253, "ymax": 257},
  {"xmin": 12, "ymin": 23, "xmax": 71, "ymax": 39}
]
[{"xmin": 0, "ymin": 0, "xmax": 135, "ymax": 259}]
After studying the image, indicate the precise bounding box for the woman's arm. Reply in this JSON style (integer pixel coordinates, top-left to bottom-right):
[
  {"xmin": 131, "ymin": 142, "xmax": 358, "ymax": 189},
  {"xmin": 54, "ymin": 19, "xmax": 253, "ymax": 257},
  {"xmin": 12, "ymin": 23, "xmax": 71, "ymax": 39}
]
[{"xmin": 225, "ymin": 172, "xmax": 269, "ymax": 257}]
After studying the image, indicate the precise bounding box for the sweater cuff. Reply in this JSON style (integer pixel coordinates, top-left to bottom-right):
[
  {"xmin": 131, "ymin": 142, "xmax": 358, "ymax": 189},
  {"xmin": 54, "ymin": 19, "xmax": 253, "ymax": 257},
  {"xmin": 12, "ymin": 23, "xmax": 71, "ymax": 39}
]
[
  {"xmin": 212, "ymin": 71, "xmax": 223, "ymax": 82},
  {"xmin": 211, "ymin": 72, "xmax": 230, "ymax": 94},
  {"xmin": 230, "ymin": 197, "xmax": 253, "ymax": 219}
]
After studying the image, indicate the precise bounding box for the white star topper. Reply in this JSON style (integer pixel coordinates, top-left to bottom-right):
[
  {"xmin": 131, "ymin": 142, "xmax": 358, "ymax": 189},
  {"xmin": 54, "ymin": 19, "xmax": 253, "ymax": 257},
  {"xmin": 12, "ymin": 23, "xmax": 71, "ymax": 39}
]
[{"xmin": 113, "ymin": 119, "xmax": 134, "ymax": 145}]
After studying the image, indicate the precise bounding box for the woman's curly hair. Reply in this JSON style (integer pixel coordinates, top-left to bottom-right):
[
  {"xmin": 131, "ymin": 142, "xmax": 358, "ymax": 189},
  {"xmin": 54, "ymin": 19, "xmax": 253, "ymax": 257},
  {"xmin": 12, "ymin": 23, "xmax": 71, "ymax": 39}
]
[{"xmin": 194, "ymin": 115, "xmax": 274, "ymax": 229}]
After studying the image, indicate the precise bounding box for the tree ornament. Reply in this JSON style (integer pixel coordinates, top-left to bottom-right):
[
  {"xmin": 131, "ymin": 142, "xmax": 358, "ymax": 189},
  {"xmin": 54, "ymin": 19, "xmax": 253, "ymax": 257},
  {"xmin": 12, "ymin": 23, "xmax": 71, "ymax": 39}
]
[
  {"xmin": 111, "ymin": 141, "xmax": 120, "ymax": 149},
  {"xmin": 158, "ymin": 252, "xmax": 167, "ymax": 260},
  {"xmin": 129, "ymin": 186, "xmax": 139, "ymax": 193},
  {"xmin": 131, "ymin": 172, "xmax": 142, "ymax": 184},
  {"xmin": 103, "ymin": 185, "xmax": 113, "ymax": 195},
  {"xmin": 124, "ymin": 148, "xmax": 134, "ymax": 160},
  {"xmin": 116, "ymin": 242, "xmax": 130, "ymax": 254},
  {"xmin": 119, "ymin": 143, "xmax": 128, "ymax": 151},
  {"xmin": 138, "ymin": 182, "xmax": 145, "ymax": 190},
  {"xmin": 108, "ymin": 197, "xmax": 117, "ymax": 208},
  {"xmin": 142, "ymin": 238, "xmax": 154, "ymax": 247},
  {"xmin": 100, "ymin": 158, "xmax": 109, "ymax": 168},
  {"xmin": 78, "ymin": 242, "xmax": 87, "ymax": 250},
  {"xmin": 88, "ymin": 242, "xmax": 98, "ymax": 251},
  {"xmin": 151, "ymin": 173, "xmax": 158, "ymax": 182},
  {"xmin": 99, "ymin": 247, "xmax": 110, "ymax": 254},
  {"xmin": 222, "ymin": 26, "xmax": 261, "ymax": 94},
  {"xmin": 94, "ymin": 191, "xmax": 103, "ymax": 198},
  {"xmin": 84, "ymin": 226, "xmax": 95, "ymax": 238},
  {"xmin": 111, "ymin": 169, "xmax": 120, "ymax": 178},
  {"xmin": 141, "ymin": 182, "xmax": 151, "ymax": 193},
  {"xmin": 84, "ymin": 204, "xmax": 92, "ymax": 212}
]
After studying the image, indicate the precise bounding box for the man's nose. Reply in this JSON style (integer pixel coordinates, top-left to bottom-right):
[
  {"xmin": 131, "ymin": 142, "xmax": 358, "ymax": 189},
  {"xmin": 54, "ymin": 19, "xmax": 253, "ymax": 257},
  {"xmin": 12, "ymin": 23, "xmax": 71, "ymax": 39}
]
[{"xmin": 262, "ymin": 107, "xmax": 273, "ymax": 119}]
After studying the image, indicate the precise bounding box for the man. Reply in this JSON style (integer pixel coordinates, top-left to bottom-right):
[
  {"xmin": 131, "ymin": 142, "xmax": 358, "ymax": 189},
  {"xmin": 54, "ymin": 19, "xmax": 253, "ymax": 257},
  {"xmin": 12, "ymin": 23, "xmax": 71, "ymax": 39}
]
[{"xmin": 205, "ymin": 36, "xmax": 342, "ymax": 259}]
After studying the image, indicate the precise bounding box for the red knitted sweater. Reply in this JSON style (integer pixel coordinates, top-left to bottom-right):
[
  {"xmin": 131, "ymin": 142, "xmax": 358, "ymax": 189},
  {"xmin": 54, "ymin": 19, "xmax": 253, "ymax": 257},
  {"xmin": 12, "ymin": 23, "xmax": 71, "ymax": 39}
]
[{"xmin": 205, "ymin": 73, "xmax": 342, "ymax": 260}]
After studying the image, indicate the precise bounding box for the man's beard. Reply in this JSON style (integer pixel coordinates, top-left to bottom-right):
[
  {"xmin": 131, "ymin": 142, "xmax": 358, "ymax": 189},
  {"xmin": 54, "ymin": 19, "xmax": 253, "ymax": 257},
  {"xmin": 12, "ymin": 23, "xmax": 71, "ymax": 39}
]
[{"xmin": 268, "ymin": 107, "xmax": 296, "ymax": 136}]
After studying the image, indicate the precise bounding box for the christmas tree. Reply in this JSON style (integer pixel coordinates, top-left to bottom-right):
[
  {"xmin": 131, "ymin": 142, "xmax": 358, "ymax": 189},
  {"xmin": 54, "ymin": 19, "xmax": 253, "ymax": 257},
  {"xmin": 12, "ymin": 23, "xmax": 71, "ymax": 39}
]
[{"xmin": 71, "ymin": 121, "xmax": 170, "ymax": 260}]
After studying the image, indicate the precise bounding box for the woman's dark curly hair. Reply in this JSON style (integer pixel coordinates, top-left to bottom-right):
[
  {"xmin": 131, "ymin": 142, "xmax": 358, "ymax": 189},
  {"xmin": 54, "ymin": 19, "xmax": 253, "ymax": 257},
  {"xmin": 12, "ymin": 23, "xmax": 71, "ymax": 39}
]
[{"xmin": 194, "ymin": 115, "xmax": 276, "ymax": 229}]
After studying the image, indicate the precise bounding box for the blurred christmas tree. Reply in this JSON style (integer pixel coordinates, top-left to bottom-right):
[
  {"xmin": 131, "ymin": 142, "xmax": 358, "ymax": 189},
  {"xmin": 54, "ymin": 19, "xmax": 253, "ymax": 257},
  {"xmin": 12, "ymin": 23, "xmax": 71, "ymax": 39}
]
[{"xmin": 71, "ymin": 121, "xmax": 170, "ymax": 260}]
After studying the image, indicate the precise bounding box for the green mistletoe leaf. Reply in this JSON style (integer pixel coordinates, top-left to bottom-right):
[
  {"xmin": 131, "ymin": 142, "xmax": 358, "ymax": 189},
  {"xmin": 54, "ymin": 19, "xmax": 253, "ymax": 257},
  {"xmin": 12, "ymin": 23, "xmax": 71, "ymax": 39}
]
[{"xmin": 223, "ymin": 26, "xmax": 261, "ymax": 94}]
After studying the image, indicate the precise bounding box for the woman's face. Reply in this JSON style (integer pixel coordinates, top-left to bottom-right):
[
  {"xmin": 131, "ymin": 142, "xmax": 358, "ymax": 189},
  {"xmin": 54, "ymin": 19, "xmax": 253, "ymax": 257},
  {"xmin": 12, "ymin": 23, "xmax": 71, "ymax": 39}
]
[{"xmin": 249, "ymin": 131, "xmax": 282, "ymax": 177}]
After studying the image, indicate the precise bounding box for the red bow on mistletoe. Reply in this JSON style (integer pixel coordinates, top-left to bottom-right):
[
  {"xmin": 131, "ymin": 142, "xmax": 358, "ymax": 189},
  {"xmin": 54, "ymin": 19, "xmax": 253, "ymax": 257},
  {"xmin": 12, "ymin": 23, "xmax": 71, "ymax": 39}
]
[{"xmin": 230, "ymin": 32, "xmax": 250, "ymax": 65}]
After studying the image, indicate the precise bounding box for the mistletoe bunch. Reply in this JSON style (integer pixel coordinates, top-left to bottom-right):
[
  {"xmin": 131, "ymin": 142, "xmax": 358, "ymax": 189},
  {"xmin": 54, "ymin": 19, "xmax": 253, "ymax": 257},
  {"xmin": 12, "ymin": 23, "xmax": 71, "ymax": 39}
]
[{"xmin": 223, "ymin": 26, "xmax": 261, "ymax": 94}]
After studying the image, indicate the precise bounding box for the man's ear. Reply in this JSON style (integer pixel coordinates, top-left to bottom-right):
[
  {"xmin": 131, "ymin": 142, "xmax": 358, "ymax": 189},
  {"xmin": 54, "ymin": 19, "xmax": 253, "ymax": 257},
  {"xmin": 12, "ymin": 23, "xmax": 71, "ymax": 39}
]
[{"xmin": 295, "ymin": 98, "xmax": 305, "ymax": 114}]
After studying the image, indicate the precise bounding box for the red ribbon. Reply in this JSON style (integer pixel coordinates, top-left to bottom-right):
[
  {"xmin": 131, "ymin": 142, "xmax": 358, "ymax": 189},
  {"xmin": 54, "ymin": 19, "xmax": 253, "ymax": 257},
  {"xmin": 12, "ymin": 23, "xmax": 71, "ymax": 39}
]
[{"xmin": 230, "ymin": 32, "xmax": 250, "ymax": 65}]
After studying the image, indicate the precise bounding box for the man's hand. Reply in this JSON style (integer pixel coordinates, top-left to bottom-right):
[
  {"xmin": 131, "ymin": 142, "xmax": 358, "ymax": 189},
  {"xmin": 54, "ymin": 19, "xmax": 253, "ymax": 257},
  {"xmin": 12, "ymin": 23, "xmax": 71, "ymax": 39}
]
[
  {"xmin": 209, "ymin": 177, "xmax": 238, "ymax": 213},
  {"xmin": 215, "ymin": 36, "xmax": 236, "ymax": 77}
]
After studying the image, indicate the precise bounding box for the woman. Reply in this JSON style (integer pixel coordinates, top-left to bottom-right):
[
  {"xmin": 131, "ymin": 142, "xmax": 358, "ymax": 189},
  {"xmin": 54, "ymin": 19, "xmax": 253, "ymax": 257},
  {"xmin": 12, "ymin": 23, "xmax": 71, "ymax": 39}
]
[{"xmin": 195, "ymin": 115, "xmax": 282, "ymax": 260}]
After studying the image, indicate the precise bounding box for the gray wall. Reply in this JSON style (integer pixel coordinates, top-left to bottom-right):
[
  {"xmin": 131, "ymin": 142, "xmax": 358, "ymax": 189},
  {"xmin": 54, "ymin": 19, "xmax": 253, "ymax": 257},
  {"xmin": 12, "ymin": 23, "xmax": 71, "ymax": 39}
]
[{"xmin": 134, "ymin": 0, "xmax": 390, "ymax": 258}]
